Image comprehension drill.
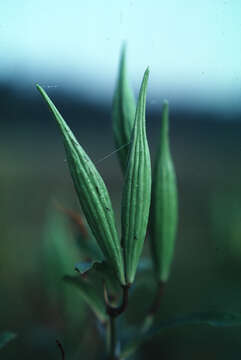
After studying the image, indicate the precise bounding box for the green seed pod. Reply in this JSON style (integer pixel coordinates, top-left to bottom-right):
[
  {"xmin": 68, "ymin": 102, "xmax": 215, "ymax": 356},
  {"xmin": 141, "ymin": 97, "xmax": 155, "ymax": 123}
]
[
  {"xmin": 149, "ymin": 101, "xmax": 178, "ymax": 283},
  {"xmin": 121, "ymin": 68, "xmax": 152, "ymax": 285},
  {"xmin": 36, "ymin": 85, "xmax": 125, "ymax": 285},
  {"xmin": 112, "ymin": 44, "xmax": 136, "ymax": 174}
]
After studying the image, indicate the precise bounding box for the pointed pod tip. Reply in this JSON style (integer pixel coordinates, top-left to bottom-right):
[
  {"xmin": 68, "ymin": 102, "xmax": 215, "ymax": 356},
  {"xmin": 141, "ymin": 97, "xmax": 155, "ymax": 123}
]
[
  {"xmin": 120, "ymin": 43, "xmax": 128, "ymax": 73},
  {"xmin": 36, "ymin": 84, "xmax": 44, "ymax": 95},
  {"xmin": 162, "ymin": 100, "xmax": 169, "ymax": 118},
  {"xmin": 161, "ymin": 98, "xmax": 170, "ymax": 135},
  {"xmin": 145, "ymin": 66, "xmax": 150, "ymax": 76},
  {"xmin": 141, "ymin": 67, "xmax": 150, "ymax": 85},
  {"xmin": 121, "ymin": 41, "xmax": 127, "ymax": 53}
]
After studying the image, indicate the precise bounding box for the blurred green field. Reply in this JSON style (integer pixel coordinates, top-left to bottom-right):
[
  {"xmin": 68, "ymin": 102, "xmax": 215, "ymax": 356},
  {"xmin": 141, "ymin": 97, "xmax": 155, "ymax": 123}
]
[{"xmin": 1, "ymin": 114, "xmax": 241, "ymax": 359}]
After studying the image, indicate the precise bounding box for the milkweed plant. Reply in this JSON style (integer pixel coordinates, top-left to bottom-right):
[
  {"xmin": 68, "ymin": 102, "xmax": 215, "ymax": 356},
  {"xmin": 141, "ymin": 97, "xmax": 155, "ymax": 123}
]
[{"xmin": 35, "ymin": 46, "xmax": 241, "ymax": 360}]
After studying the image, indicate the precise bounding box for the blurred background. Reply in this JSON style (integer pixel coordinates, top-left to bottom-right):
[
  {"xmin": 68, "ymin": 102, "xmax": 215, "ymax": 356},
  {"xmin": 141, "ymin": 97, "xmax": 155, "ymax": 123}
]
[{"xmin": 1, "ymin": 1, "xmax": 241, "ymax": 359}]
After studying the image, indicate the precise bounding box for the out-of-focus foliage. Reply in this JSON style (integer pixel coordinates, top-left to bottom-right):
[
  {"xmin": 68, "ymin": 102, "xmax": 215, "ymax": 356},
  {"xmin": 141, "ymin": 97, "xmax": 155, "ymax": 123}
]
[
  {"xmin": 121, "ymin": 311, "xmax": 241, "ymax": 358},
  {"xmin": 210, "ymin": 189, "xmax": 241, "ymax": 263},
  {"xmin": 43, "ymin": 202, "xmax": 112, "ymax": 324},
  {"xmin": 0, "ymin": 332, "xmax": 16, "ymax": 350}
]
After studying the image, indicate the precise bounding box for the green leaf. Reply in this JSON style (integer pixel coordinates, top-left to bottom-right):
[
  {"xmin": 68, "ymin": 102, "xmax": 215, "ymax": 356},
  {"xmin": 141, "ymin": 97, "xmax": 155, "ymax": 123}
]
[
  {"xmin": 112, "ymin": 44, "xmax": 136, "ymax": 174},
  {"xmin": 121, "ymin": 68, "xmax": 152, "ymax": 284},
  {"xmin": 121, "ymin": 311, "xmax": 241, "ymax": 358},
  {"xmin": 43, "ymin": 205, "xmax": 80, "ymax": 276},
  {"xmin": 76, "ymin": 236, "xmax": 104, "ymax": 262},
  {"xmin": 63, "ymin": 275, "xmax": 107, "ymax": 323},
  {"xmin": 149, "ymin": 101, "xmax": 178, "ymax": 282},
  {"xmin": 55, "ymin": 202, "xmax": 103, "ymax": 261},
  {"xmin": 75, "ymin": 260, "xmax": 121, "ymax": 295},
  {"xmin": 75, "ymin": 260, "xmax": 101, "ymax": 275},
  {"xmin": 0, "ymin": 332, "xmax": 16, "ymax": 350},
  {"xmin": 36, "ymin": 85, "xmax": 125, "ymax": 286},
  {"xmin": 43, "ymin": 205, "xmax": 87, "ymax": 323}
]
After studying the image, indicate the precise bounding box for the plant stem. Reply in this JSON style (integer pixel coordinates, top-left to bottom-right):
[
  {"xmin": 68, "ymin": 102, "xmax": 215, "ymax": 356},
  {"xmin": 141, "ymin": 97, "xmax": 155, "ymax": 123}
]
[
  {"xmin": 141, "ymin": 281, "xmax": 165, "ymax": 333},
  {"xmin": 105, "ymin": 285, "xmax": 129, "ymax": 359},
  {"xmin": 109, "ymin": 316, "xmax": 116, "ymax": 360},
  {"xmin": 56, "ymin": 340, "xmax": 65, "ymax": 360},
  {"xmin": 106, "ymin": 285, "xmax": 129, "ymax": 318},
  {"xmin": 149, "ymin": 280, "xmax": 165, "ymax": 316}
]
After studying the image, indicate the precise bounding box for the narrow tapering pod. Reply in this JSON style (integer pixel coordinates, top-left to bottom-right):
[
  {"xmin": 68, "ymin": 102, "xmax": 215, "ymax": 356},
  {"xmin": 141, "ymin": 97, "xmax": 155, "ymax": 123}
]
[
  {"xmin": 36, "ymin": 85, "xmax": 125, "ymax": 285},
  {"xmin": 112, "ymin": 44, "xmax": 136, "ymax": 174},
  {"xmin": 121, "ymin": 68, "xmax": 152, "ymax": 285},
  {"xmin": 149, "ymin": 101, "xmax": 178, "ymax": 283}
]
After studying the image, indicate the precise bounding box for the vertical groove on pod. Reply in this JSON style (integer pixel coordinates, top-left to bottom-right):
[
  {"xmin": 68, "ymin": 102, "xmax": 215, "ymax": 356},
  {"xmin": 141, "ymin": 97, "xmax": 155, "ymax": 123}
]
[
  {"xmin": 121, "ymin": 68, "xmax": 152, "ymax": 284},
  {"xmin": 112, "ymin": 44, "xmax": 136, "ymax": 174},
  {"xmin": 36, "ymin": 84, "xmax": 126, "ymax": 285},
  {"xmin": 149, "ymin": 101, "xmax": 178, "ymax": 283}
]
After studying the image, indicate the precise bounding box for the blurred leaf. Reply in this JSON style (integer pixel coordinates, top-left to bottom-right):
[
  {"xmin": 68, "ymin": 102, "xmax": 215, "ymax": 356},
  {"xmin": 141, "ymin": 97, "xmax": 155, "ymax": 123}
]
[
  {"xmin": 134, "ymin": 258, "xmax": 155, "ymax": 290},
  {"xmin": 43, "ymin": 206, "xmax": 81, "ymax": 288},
  {"xmin": 149, "ymin": 101, "xmax": 178, "ymax": 283},
  {"xmin": 121, "ymin": 68, "xmax": 151, "ymax": 284},
  {"xmin": 0, "ymin": 332, "xmax": 16, "ymax": 350},
  {"xmin": 76, "ymin": 235, "xmax": 104, "ymax": 262},
  {"xmin": 56, "ymin": 202, "xmax": 89, "ymax": 239},
  {"xmin": 42, "ymin": 205, "xmax": 86, "ymax": 325},
  {"xmin": 210, "ymin": 190, "xmax": 241, "ymax": 262},
  {"xmin": 63, "ymin": 275, "xmax": 107, "ymax": 323},
  {"xmin": 137, "ymin": 258, "xmax": 152, "ymax": 272},
  {"xmin": 75, "ymin": 260, "xmax": 121, "ymax": 295},
  {"xmin": 121, "ymin": 311, "xmax": 241, "ymax": 358},
  {"xmin": 75, "ymin": 259, "xmax": 102, "ymax": 275},
  {"xmin": 37, "ymin": 84, "xmax": 125, "ymax": 285},
  {"xmin": 55, "ymin": 202, "xmax": 103, "ymax": 261},
  {"xmin": 112, "ymin": 43, "xmax": 136, "ymax": 174}
]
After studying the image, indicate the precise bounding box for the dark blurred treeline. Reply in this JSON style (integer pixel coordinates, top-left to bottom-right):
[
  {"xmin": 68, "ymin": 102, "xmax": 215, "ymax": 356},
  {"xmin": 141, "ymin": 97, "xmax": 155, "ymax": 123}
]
[{"xmin": 1, "ymin": 82, "xmax": 241, "ymax": 135}]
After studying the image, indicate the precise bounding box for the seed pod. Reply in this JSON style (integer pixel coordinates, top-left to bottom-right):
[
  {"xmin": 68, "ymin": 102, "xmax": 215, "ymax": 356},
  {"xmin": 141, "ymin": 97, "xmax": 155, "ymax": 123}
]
[
  {"xmin": 149, "ymin": 101, "xmax": 178, "ymax": 283},
  {"xmin": 36, "ymin": 85, "xmax": 125, "ymax": 285},
  {"xmin": 112, "ymin": 44, "xmax": 136, "ymax": 174},
  {"xmin": 121, "ymin": 68, "xmax": 151, "ymax": 285}
]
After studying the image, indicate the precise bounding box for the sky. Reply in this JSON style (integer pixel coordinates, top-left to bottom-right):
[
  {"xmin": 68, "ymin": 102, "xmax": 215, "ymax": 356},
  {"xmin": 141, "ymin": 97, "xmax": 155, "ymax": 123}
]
[{"xmin": 1, "ymin": 0, "xmax": 241, "ymax": 113}]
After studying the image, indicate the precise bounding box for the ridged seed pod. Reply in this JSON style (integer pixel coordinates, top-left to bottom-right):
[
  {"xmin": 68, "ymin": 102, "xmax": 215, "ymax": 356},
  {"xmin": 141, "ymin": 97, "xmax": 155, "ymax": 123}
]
[
  {"xmin": 36, "ymin": 85, "xmax": 125, "ymax": 285},
  {"xmin": 121, "ymin": 68, "xmax": 152, "ymax": 285},
  {"xmin": 112, "ymin": 44, "xmax": 136, "ymax": 174},
  {"xmin": 149, "ymin": 101, "xmax": 178, "ymax": 283}
]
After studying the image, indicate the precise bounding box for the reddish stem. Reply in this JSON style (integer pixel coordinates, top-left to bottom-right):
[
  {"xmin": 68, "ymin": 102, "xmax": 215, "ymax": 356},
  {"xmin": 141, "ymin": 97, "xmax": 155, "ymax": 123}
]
[
  {"xmin": 56, "ymin": 340, "xmax": 65, "ymax": 360},
  {"xmin": 149, "ymin": 281, "xmax": 165, "ymax": 316}
]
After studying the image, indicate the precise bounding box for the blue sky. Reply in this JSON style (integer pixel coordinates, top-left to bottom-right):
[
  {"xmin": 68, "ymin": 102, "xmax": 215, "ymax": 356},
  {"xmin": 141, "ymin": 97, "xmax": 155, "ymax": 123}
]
[{"xmin": 1, "ymin": 0, "xmax": 241, "ymax": 113}]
